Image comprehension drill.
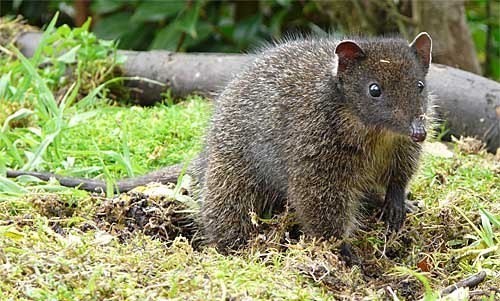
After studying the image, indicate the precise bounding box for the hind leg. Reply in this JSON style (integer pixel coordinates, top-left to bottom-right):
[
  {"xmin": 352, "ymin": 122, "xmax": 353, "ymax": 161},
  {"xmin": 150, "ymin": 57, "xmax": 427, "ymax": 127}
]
[
  {"xmin": 287, "ymin": 162, "xmax": 362, "ymax": 240},
  {"xmin": 200, "ymin": 160, "xmax": 263, "ymax": 251},
  {"xmin": 360, "ymin": 190, "xmax": 385, "ymax": 214}
]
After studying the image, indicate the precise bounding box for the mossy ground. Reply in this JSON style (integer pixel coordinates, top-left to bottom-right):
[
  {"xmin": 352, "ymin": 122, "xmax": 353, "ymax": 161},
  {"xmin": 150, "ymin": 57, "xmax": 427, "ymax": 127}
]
[{"xmin": 1, "ymin": 96, "xmax": 498, "ymax": 300}]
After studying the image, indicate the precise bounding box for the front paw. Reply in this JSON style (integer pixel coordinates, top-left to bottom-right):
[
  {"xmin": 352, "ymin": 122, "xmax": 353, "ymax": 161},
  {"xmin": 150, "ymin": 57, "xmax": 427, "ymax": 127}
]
[{"xmin": 381, "ymin": 196, "xmax": 406, "ymax": 232}]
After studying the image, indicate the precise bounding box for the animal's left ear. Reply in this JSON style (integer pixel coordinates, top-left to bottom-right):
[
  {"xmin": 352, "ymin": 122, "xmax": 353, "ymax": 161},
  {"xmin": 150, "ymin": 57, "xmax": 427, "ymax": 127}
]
[{"xmin": 409, "ymin": 32, "xmax": 432, "ymax": 72}]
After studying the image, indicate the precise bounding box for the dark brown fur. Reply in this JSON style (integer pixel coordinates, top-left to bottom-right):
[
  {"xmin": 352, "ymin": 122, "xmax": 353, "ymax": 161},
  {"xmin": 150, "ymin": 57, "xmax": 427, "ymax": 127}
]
[{"xmin": 200, "ymin": 34, "xmax": 433, "ymax": 249}]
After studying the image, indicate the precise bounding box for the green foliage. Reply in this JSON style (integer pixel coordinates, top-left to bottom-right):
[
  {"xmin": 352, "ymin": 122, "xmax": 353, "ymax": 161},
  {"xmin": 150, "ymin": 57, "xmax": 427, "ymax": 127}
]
[
  {"xmin": 40, "ymin": 19, "xmax": 125, "ymax": 95},
  {"xmin": 90, "ymin": 0, "xmax": 326, "ymax": 52},
  {"xmin": 466, "ymin": 0, "xmax": 500, "ymax": 80},
  {"xmin": 0, "ymin": 15, "xmax": 123, "ymax": 105},
  {"xmin": 0, "ymin": 14, "xmax": 126, "ymax": 175}
]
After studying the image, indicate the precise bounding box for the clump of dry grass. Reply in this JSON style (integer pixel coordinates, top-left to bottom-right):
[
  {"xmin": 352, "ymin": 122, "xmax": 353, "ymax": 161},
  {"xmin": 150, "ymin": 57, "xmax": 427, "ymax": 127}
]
[{"xmin": 94, "ymin": 182, "xmax": 201, "ymax": 246}]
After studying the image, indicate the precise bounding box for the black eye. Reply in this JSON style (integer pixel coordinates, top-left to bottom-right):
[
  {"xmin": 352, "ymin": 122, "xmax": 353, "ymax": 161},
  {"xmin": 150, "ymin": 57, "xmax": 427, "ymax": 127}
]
[
  {"xmin": 417, "ymin": 80, "xmax": 425, "ymax": 93},
  {"xmin": 369, "ymin": 83, "xmax": 382, "ymax": 97}
]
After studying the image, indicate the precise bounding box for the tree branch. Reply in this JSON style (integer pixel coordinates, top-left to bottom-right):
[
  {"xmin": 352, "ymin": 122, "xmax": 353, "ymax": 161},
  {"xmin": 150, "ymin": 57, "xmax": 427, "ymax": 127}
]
[{"xmin": 441, "ymin": 271, "xmax": 487, "ymax": 296}]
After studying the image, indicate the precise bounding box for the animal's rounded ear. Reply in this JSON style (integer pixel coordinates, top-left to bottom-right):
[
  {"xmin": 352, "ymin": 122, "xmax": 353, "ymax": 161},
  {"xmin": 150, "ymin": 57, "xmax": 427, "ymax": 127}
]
[
  {"xmin": 334, "ymin": 40, "xmax": 366, "ymax": 73},
  {"xmin": 410, "ymin": 32, "xmax": 432, "ymax": 72}
]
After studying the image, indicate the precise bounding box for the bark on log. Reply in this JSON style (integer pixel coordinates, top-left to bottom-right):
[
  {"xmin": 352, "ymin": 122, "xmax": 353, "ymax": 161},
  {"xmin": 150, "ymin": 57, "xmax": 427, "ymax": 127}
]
[
  {"xmin": 14, "ymin": 32, "xmax": 500, "ymax": 151},
  {"xmin": 120, "ymin": 50, "xmax": 253, "ymax": 105},
  {"xmin": 427, "ymin": 64, "xmax": 500, "ymax": 151}
]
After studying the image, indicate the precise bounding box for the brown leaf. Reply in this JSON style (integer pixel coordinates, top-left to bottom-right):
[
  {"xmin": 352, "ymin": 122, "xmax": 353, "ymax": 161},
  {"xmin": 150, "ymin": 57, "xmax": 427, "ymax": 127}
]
[{"xmin": 417, "ymin": 256, "xmax": 431, "ymax": 272}]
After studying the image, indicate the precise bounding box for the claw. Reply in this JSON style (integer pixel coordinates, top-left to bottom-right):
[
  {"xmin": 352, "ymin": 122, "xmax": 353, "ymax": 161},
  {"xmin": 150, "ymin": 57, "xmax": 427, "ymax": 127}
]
[
  {"xmin": 381, "ymin": 197, "xmax": 406, "ymax": 232},
  {"xmin": 405, "ymin": 200, "xmax": 422, "ymax": 213}
]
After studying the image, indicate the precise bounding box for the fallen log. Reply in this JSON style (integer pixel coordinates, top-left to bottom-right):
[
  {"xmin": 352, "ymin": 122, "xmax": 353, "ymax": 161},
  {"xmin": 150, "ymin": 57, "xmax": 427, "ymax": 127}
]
[
  {"xmin": 14, "ymin": 32, "xmax": 500, "ymax": 151},
  {"xmin": 119, "ymin": 50, "xmax": 253, "ymax": 105},
  {"xmin": 15, "ymin": 32, "xmax": 253, "ymax": 105}
]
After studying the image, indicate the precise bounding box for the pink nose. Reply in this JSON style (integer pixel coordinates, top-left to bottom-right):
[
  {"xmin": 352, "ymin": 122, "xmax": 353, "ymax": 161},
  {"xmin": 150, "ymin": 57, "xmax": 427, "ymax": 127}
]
[
  {"xmin": 410, "ymin": 128, "xmax": 426, "ymax": 142},
  {"xmin": 410, "ymin": 116, "xmax": 427, "ymax": 143},
  {"xmin": 410, "ymin": 131, "xmax": 427, "ymax": 142}
]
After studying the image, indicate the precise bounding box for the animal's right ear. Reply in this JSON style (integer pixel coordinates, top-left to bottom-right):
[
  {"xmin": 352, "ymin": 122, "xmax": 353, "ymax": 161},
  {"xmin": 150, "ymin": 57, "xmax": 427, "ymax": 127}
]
[{"xmin": 334, "ymin": 40, "xmax": 366, "ymax": 75}]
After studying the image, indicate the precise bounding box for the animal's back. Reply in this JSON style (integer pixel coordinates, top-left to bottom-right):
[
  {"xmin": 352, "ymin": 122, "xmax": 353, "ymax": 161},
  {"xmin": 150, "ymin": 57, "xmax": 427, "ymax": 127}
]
[{"xmin": 206, "ymin": 39, "xmax": 339, "ymax": 192}]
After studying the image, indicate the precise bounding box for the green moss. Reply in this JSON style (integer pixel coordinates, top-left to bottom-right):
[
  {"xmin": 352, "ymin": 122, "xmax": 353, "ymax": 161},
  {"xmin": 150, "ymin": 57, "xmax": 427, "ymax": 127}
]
[{"xmin": 54, "ymin": 96, "xmax": 211, "ymax": 178}]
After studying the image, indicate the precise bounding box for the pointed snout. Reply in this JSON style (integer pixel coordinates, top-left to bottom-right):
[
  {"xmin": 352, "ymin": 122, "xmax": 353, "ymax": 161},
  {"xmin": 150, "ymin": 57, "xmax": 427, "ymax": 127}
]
[{"xmin": 410, "ymin": 118, "xmax": 427, "ymax": 143}]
